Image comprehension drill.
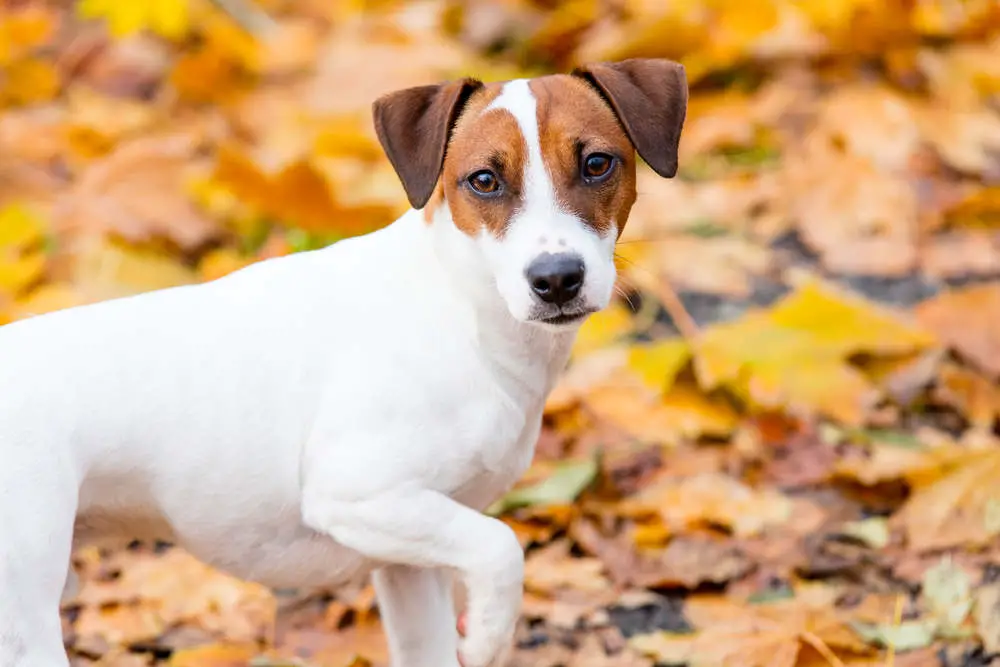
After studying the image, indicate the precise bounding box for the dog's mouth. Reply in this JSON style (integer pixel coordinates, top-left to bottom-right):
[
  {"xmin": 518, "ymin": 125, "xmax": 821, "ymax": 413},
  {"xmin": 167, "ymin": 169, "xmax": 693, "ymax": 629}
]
[{"xmin": 535, "ymin": 308, "xmax": 596, "ymax": 326}]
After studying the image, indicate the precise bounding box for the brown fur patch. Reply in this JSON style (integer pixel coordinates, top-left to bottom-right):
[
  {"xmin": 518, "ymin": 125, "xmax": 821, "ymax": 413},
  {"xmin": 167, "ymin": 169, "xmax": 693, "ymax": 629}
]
[
  {"xmin": 425, "ymin": 84, "xmax": 527, "ymax": 237},
  {"xmin": 429, "ymin": 75, "xmax": 637, "ymax": 239},
  {"xmin": 532, "ymin": 75, "xmax": 637, "ymax": 237}
]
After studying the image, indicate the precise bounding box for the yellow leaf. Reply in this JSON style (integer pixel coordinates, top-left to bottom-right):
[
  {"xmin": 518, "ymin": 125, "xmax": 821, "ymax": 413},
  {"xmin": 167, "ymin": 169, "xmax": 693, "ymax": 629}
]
[
  {"xmin": 571, "ymin": 302, "xmax": 634, "ymax": 359},
  {"xmin": 0, "ymin": 202, "xmax": 45, "ymax": 249},
  {"xmin": 661, "ymin": 382, "xmax": 739, "ymax": 439},
  {"xmin": 313, "ymin": 115, "xmax": 385, "ymax": 161},
  {"xmin": 0, "ymin": 7, "xmax": 55, "ymax": 66},
  {"xmin": 627, "ymin": 338, "xmax": 692, "ymax": 393},
  {"xmin": 196, "ymin": 3, "xmax": 260, "ymax": 72},
  {"xmin": 169, "ymin": 644, "xmax": 259, "ymax": 667},
  {"xmin": 212, "ymin": 144, "xmax": 391, "ymax": 236},
  {"xmin": 767, "ymin": 279, "xmax": 935, "ymax": 355},
  {"xmin": 77, "ymin": 0, "xmax": 190, "ymax": 40},
  {"xmin": 0, "ymin": 252, "xmax": 45, "ymax": 296},
  {"xmin": 693, "ymin": 278, "xmax": 935, "ymax": 424},
  {"xmin": 198, "ymin": 248, "xmax": 257, "ymax": 283},
  {"xmin": 0, "ymin": 57, "xmax": 59, "ymax": 106},
  {"xmin": 168, "ymin": 44, "xmax": 243, "ymax": 104}
]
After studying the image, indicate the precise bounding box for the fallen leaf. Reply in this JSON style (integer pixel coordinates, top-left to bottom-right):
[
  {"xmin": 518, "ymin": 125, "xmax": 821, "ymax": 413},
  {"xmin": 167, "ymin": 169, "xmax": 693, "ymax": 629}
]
[
  {"xmin": 626, "ymin": 339, "xmax": 691, "ymax": 394},
  {"xmin": 934, "ymin": 362, "xmax": 1000, "ymax": 430},
  {"xmin": 916, "ymin": 283, "xmax": 1000, "ymax": 377},
  {"xmin": 0, "ymin": 57, "xmax": 60, "ymax": 106},
  {"xmin": 55, "ymin": 133, "xmax": 221, "ymax": 252},
  {"xmin": 921, "ymin": 555, "xmax": 974, "ymax": 638},
  {"xmin": 67, "ymin": 237, "xmax": 198, "ymax": 302},
  {"xmin": 632, "ymin": 534, "xmax": 755, "ymax": 589},
  {"xmin": 620, "ymin": 472, "xmax": 793, "ymax": 538},
  {"xmin": 897, "ymin": 446, "xmax": 1000, "ymax": 550},
  {"xmin": 840, "ymin": 518, "xmax": 890, "ymax": 550},
  {"xmin": 572, "ymin": 302, "xmax": 635, "ymax": 359},
  {"xmin": 694, "ymin": 278, "xmax": 934, "ymax": 424},
  {"xmin": 974, "ymin": 582, "xmax": 1000, "ymax": 654},
  {"xmin": 169, "ymin": 644, "xmax": 260, "ymax": 667},
  {"xmin": 525, "ymin": 539, "xmax": 611, "ymax": 595},
  {"xmin": 849, "ymin": 620, "xmax": 936, "ymax": 652},
  {"xmin": 631, "ymin": 590, "xmax": 870, "ymax": 667},
  {"xmin": 490, "ymin": 456, "xmax": 598, "ymax": 516},
  {"xmin": 77, "ymin": 0, "xmax": 191, "ymax": 40}
]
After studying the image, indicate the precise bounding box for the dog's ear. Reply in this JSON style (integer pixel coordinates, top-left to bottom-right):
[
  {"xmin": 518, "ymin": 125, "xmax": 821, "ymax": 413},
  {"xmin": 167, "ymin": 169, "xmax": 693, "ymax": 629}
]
[
  {"xmin": 572, "ymin": 59, "xmax": 688, "ymax": 179},
  {"xmin": 372, "ymin": 78, "xmax": 484, "ymax": 210}
]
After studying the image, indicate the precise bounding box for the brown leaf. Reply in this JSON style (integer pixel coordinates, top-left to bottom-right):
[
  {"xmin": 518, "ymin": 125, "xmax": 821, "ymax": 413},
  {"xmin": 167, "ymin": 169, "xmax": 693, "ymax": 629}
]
[
  {"xmin": 632, "ymin": 534, "xmax": 755, "ymax": 590},
  {"xmin": 897, "ymin": 445, "xmax": 1000, "ymax": 551},
  {"xmin": 935, "ymin": 362, "xmax": 1000, "ymax": 429},
  {"xmin": 55, "ymin": 134, "xmax": 221, "ymax": 252},
  {"xmin": 915, "ymin": 283, "xmax": 1000, "ymax": 377},
  {"xmin": 974, "ymin": 582, "xmax": 1000, "ymax": 655},
  {"xmin": 618, "ymin": 472, "xmax": 793, "ymax": 538}
]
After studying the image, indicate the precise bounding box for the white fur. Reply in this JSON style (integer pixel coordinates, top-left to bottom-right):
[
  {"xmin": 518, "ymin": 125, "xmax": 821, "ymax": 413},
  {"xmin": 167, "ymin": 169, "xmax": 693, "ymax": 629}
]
[
  {"xmin": 480, "ymin": 79, "xmax": 618, "ymax": 326},
  {"xmin": 0, "ymin": 79, "xmax": 614, "ymax": 667}
]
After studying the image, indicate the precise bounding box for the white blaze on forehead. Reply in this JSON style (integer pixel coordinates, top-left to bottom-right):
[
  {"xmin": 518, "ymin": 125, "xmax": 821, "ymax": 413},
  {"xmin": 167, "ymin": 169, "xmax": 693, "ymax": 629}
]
[
  {"xmin": 472, "ymin": 79, "xmax": 621, "ymax": 322},
  {"xmin": 485, "ymin": 79, "xmax": 561, "ymax": 219}
]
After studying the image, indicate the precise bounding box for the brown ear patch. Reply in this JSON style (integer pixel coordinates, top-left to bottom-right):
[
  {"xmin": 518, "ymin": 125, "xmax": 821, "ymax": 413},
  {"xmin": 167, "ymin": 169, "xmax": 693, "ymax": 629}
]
[
  {"xmin": 572, "ymin": 58, "xmax": 688, "ymax": 179},
  {"xmin": 439, "ymin": 86, "xmax": 528, "ymax": 238},
  {"xmin": 531, "ymin": 75, "xmax": 638, "ymax": 238},
  {"xmin": 372, "ymin": 78, "xmax": 484, "ymax": 210}
]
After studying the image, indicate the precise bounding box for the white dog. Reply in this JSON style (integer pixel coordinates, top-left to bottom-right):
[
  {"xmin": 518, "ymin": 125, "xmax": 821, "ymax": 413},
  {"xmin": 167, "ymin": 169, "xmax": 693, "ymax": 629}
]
[{"xmin": 0, "ymin": 58, "xmax": 687, "ymax": 667}]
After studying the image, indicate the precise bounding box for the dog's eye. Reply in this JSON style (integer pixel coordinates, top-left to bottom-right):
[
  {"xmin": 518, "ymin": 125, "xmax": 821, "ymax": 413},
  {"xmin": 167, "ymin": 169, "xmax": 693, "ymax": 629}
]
[
  {"xmin": 582, "ymin": 153, "xmax": 615, "ymax": 182},
  {"xmin": 467, "ymin": 170, "xmax": 500, "ymax": 195}
]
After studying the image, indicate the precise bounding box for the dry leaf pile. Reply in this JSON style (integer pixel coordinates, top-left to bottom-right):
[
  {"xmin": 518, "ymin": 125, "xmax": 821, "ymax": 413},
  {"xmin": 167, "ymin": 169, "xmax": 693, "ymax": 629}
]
[{"xmin": 3, "ymin": 0, "xmax": 1000, "ymax": 666}]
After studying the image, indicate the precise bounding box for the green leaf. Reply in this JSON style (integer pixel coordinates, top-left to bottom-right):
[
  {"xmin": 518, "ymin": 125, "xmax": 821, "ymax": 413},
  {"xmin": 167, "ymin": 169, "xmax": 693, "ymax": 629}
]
[
  {"xmin": 488, "ymin": 456, "xmax": 599, "ymax": 516},
  {"xmin": 849, "ymin": 620, "xmax": 935, "ymax": 651},
  {"xmin": 922, "ymin": 555, "xmax": 973, "ymax": 637}
]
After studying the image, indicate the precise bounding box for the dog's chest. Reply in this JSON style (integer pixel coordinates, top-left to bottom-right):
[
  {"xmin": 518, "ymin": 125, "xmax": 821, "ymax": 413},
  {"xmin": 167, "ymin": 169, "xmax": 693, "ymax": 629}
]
[{"xmin": 424, "ymin": 346, "xmax": 561, "ymax": 511}]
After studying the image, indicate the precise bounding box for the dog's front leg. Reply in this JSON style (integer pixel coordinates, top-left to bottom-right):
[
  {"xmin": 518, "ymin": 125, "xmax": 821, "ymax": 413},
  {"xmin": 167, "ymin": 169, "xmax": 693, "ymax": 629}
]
[
  {"xmin": 302, "ymin": 486, "xmax": 523, "ymax": 667},
  {"xmin": 373, "ymin": 565, "xmax": 460, "ymax": 667}
]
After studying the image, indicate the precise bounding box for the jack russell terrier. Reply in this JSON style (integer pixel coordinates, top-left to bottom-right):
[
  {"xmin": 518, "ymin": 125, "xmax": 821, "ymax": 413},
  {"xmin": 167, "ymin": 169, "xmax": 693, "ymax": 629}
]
[{"xmin": 0, "ymin": 58, "xmax": 687, "ymax": 667}]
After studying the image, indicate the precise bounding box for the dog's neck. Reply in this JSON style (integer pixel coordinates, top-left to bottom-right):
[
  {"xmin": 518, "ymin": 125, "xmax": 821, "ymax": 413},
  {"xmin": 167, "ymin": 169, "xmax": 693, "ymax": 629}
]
[{"xmin": 419, "ymin": 205, "xmax": 579, "ymax": 391}]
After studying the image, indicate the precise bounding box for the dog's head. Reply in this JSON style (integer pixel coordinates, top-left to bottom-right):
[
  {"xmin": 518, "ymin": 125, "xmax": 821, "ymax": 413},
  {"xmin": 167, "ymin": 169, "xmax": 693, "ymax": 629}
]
[{"xmin": 373, "ymin": 59, "xmax": 688, "ymax": 330}]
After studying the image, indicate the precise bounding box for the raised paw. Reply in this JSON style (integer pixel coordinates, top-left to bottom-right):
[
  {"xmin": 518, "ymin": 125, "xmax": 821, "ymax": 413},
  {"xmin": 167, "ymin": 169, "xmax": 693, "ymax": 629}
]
[{"xmin": 455, "ymin": 608, "xmax": 516, "ymax": 667}]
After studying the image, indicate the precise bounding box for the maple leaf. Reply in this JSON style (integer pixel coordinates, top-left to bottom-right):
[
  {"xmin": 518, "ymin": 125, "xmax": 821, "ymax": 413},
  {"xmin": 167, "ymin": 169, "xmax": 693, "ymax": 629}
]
[
  {"xmin": 916, "ymin": 283, "xmax": 1000, "ymax": 377},
  {"xmin": 896, "ymin": 445, "xmax": 1000, "ymax": 551},
  {"xmin": 55, "ymin": 133, "xmax": 222, "ymax": 253},
  {"xmin": 77, "ymin": 0, "xmax": 191, "ymax": 40},
  {"xmin": 630, "ymin": 588, "xmax": 871, "ymax": 667},
  {"xmin": 693, "ymin": 277, "xmax": 936, "ymax": 424}
]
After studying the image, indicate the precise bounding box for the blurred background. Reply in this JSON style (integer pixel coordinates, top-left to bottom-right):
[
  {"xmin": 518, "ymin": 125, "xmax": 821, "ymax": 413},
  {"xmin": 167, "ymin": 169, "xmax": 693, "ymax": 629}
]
[{"xmin": 3, "ymin": 1, "xmax": 1000, "ymax": 666}]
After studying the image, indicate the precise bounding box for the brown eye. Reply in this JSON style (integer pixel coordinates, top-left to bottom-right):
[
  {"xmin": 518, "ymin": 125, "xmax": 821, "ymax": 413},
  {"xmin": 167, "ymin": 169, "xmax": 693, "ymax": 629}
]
[
  {"xmin": 468, "ymin": 170, "xmax": 500, "ymax": 195},
  {"xmin": 582, "ymin": 153, "xmax": 615, "ymax": 181}
]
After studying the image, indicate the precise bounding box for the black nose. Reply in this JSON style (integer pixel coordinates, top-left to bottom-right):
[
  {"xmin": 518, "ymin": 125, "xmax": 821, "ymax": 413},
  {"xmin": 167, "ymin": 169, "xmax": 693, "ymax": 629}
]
[{"xmin": 525, "ymin": 253, "xmax": 585, "ymax": 305}]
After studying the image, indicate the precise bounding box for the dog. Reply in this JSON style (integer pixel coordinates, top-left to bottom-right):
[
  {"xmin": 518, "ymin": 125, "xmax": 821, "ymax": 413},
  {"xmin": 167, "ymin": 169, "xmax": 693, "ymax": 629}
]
[{"xmin": 0, "ymin": 58, "xmax": 687, "ymax": 667}]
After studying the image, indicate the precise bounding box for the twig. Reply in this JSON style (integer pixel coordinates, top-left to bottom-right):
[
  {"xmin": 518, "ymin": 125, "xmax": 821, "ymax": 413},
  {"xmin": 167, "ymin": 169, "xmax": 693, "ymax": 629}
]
[
  {"xmin": 650, "ymin": 278, "xmax": 700, "ymax": 340},
  {"xmin": 886, "ymin": 593, "xmax": 904, "ymax": 667},
  {"xmin": 800, "ymin": 630, "xmax": 848, "ymax": 667}
]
